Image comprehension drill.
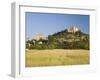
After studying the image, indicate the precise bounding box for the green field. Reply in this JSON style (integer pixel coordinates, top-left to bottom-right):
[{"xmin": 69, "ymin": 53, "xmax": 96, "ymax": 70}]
[{"xmin": 26, "ymin": 49, "xmax": 89, "ymax": 67}]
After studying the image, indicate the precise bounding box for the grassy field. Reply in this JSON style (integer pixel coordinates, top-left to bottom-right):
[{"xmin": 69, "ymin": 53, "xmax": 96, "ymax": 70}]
[{"xmin": 25, "ymin": 49, "xmax": 89, "ymax": 67}]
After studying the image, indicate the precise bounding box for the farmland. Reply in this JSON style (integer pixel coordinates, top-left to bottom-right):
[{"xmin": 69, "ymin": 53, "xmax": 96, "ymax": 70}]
[{"xmin": 26, "ymin": 49, "xmax": 89, "ymax": 67}]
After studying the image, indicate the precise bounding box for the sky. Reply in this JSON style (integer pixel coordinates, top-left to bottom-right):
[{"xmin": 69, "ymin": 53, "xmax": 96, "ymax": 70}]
[{"xmin": 26, "ymin": 12, "xmax": 89, "ymax": 40}]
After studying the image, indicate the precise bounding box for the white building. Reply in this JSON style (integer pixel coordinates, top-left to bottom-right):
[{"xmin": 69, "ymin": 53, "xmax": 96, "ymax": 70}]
[
  {"xmin": 68, "ymin": 26, "xmax": 80, "ymax": 33},
  {"xmin": 33, "ymin": 33, "xmax": 47, "ymax": 41}
]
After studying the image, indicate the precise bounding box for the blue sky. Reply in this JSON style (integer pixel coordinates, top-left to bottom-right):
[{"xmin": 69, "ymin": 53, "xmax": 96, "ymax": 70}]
[{"xmin": 26, "ymin": 12, "xmax": 89, "ymax": 39}]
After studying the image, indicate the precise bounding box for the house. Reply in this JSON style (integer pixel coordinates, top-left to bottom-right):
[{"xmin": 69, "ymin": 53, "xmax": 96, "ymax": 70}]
[
  {"xmin": 68, "ymin": 26, "xmax": 80, "ymax": 33},
  {"xmin": 33, "ymin": 33, "xmax": 47, "ymax": 41}
]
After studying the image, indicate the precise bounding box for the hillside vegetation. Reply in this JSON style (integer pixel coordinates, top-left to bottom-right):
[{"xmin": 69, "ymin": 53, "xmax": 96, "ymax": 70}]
[{"xmin": 26, "ymin": 29, "xmax": 89, "ymax": 50}]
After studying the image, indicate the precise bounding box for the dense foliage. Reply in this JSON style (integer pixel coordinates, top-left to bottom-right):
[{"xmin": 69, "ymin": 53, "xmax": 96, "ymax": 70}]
[{"xmin": 26, "ymin": 29, "xmax": 89, "ymax": 50}]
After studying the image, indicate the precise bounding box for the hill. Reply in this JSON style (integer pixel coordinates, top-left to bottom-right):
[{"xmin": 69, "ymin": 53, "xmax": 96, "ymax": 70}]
[{"xmin": 26, "ymin": 28, "xmax": 89, "ymax": 50}]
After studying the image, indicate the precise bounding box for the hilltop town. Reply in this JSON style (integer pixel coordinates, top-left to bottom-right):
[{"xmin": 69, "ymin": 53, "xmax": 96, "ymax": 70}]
[
  {"xmin": 32, "ymin": 27, "xmax": 80, "ymax": 41},
  {"xmin": 26, "ymin": 27, "xmax": 89, "ymax": 50}
]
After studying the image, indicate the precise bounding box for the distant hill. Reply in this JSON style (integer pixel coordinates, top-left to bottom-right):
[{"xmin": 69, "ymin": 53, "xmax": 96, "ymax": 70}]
[
  {"xmin": 26, "ymin": 27, "xmax": 89, "ymax": 50},
  {"xmin": 47, "ymin": 28, "xmax": 89, "ymax": 49}
]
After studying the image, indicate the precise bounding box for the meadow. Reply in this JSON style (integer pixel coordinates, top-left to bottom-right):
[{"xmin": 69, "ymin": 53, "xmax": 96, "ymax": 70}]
[{"xmin": 26, "ymin": 49, "xmax": 89, "ymax": 67}]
